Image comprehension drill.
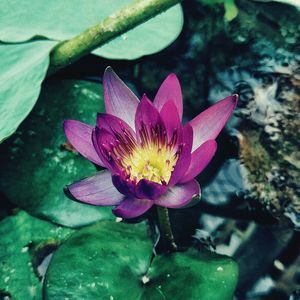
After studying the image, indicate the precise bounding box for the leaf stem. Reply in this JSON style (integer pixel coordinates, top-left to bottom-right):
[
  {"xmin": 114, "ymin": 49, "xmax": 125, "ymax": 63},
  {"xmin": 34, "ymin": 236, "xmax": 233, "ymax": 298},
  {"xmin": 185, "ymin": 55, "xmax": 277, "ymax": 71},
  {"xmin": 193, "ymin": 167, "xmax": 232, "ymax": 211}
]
[
  {"xmin": 47, "ymin": 0, "xmax": 181, "ymax": 75},
  {"xmin": 156, "ymin": 206, "xmax": 177, "ymax": 251}
]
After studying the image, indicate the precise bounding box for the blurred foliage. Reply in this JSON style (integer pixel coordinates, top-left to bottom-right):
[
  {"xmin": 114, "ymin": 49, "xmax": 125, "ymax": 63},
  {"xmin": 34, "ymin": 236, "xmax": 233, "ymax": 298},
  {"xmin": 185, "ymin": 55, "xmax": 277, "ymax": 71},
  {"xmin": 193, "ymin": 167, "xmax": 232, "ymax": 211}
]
[
  {"xmin": 0, "ymin": 210, "xmax": 74, "ymax": 300},
  {"xmin": 199, "ymin": 0, "xmax": 238, "ymax": 21},
  {"xmin": 0, "ymin": 79, "xmax": 115, "ymax": 227}
]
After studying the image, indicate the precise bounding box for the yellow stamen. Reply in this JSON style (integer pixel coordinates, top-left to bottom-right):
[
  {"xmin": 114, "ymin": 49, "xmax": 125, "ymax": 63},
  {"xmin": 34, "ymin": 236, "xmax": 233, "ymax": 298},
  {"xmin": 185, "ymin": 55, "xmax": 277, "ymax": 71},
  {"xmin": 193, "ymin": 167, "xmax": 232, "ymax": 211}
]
[{"xmin": 121, "ymin": 143, "xmax": 178, "ymax": 185}]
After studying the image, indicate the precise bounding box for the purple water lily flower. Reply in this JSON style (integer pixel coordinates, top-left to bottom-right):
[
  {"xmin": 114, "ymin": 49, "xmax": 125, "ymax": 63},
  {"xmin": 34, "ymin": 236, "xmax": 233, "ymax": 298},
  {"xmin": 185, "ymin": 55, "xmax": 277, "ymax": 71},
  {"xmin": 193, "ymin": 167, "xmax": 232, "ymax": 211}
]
[{"xmin": 64, "ymin": 67, "xmax": 238, "ymax": 219}]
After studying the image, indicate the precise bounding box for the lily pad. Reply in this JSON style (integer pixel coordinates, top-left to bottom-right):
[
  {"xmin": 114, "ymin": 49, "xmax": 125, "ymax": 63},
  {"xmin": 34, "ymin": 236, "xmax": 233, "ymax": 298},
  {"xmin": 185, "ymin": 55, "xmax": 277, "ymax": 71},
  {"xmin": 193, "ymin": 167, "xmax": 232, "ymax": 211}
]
[
  {"xmin": 44, "ymin": 221, "xmax": 238, "ymax": 299},
  {"xmin": 144, "ymin": 249, "xmax": 238, "ymax": 300},
  {"xmin": 44, "ymin": 221, "xmax": 153, "ymax": 299},
  {"xmin": 0, "ymin": 210, "xmax": 74, "ymax": 300},
  {"xmin": 0, "ymin": 79, "xmax": 115, "ymax": 227},
  {"xmin": 0, "ymin": 40, "xmax": 57, "ymax": 143},
  {"xmin": 0, "ymin": 1, "xmax": 183, "ymax": 60}
]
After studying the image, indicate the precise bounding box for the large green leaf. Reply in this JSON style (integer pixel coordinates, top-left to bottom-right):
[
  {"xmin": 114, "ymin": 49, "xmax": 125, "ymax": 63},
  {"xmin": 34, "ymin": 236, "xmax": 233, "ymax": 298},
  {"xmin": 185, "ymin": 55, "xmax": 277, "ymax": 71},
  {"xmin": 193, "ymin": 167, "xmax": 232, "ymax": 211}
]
[
  {"xmin": 44, "ymin": 221, "xmax": 238, "ymax": 299},
  {"xmin": 0, "ymin": 1, "xmax": 183, "ymax": 59},
  {"xmin": 144, "ymin": 249, "xmax": 238, "ymax": 299},
  {"xmin": 0, "ymin": 79, "xmax": 115, "ymax": 227},
  {"xmin": 44, "ymin": 221, "xmax": 153, "ymax": 300},
  {"xmin": 0, "ymin": 40, "xmax": 57, "ymax": 143},
  {"xmin": 0, "ymin": 210, "xmax": 74, "ymax": 300}
]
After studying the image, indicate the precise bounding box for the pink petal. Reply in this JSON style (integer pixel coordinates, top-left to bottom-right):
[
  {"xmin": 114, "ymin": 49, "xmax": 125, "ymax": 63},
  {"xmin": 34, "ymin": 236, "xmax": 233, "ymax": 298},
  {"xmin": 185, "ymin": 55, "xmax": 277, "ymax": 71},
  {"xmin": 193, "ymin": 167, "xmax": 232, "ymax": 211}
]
[
  {"xmin": 189, "ymin": 95, "xmax": 238, "ymax": 151},
  {"xmin": 63, "ymin": 120, "xmax": 104, "ymax": 166},
  {"xmin": 154, "ymin": 179, "xmax": 200, "ymax": 208},
  {"xmin": 92, "ymin": 127, "xmax": 119, "ymax": 172},
  {"xmin": 153, "ymin": 73, "xmax": 183, "ymax": 120},
  {"xmin": 168, "ymin": 123, "xmax": 193, "ymax": 186},
  {"xmin": 103, "ymin": 67, "xmax": 139, "ymax": 129},
  {"xmin": 67, "ymin": 170, "xmax": 124, "ymax": 205},
  {"xmin": 96, "ymin": 113, "xmax": 135, "ymax": 136},
  {"xmin": 179, "ymin": 140, "xmax": 217, "ymax": 183},
  {"xmin": 113, "ymin": 197, "xmax": 153, "ymax": 218},
  {"xmin": 135, "ymin": 94, "xmax": 166, "ymax": 143},
  {"xmin": 160, "ymin": 100, "xmax": 181, "ymax": 142}
]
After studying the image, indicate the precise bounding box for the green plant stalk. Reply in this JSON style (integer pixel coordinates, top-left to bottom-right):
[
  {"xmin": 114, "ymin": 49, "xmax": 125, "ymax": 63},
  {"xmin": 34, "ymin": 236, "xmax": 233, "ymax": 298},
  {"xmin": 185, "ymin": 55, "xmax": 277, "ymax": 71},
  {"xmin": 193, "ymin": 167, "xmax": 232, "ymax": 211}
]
[
  {"xmin": 48, "ymin": 0, "xmax": 181, "ymax": 75},
  {"xmin": 156, "ymin": 206, "xmax": 177, "ymax": 251}
]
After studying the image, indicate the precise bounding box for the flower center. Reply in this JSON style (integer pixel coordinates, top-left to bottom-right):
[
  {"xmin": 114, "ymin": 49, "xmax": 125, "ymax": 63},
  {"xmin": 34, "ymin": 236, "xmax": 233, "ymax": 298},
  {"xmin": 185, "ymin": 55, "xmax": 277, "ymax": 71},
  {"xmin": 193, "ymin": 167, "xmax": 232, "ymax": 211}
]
[
  {"xmin": 105, "ymin": 122, "xmax": 183, "ymax": 185},
  {"xmin": 122, "ymin": 143, "xmax": 179, "ymax": 184}
]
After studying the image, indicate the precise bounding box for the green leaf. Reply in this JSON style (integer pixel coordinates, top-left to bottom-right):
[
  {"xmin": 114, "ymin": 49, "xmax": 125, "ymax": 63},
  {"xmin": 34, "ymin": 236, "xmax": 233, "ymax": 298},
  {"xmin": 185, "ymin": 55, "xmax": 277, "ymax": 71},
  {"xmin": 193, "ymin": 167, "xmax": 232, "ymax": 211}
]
[
  {"xmin": 0, "ymin": 210, "xmax": 74, "ymax": 300},
  {"xmin": 224, "ymin": 0, "xmax": 238, "ymax": 22},
  {"xmin": 0, "ymin": 1, "xmax": 183, "ymax": 60},
  {"xmin": 44, "ymin": 221, "xmax": 238, "ymax": 299},
  {"xmin": 144, "ymin": 249, "xmax": 239, "ymax": 300},
  {"xmin": 0, "ymin": 40, "xmax": 57, "ymax": 143},
  {"xmin": 0, "ymin": 79, "xmax": 115, "ymax": 227},
  {"xmin": 200, "ymin": 0, "xmax": 238, "ymax": 21},
  {"xmin": 44, "ymin": 221, "xmax": 153, "ymax": 299}
]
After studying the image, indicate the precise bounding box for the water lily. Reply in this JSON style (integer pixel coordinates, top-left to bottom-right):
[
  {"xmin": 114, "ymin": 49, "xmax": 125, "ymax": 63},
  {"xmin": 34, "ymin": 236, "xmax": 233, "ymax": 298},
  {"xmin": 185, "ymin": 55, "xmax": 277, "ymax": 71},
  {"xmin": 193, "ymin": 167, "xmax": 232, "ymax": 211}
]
[{"xmin": 64, "ymin": 67, "xmax": 237, "ymax": 218}]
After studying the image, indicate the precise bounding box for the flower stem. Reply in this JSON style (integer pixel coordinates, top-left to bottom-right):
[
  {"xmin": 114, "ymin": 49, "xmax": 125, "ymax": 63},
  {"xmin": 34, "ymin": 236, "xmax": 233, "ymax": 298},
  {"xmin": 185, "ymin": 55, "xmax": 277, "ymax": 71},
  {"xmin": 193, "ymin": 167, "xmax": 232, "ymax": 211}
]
[
  {"xmin": 47, "ymin": 0, "xmax": 181, "ymax": 75},
  {"xmin": 156, "ymin": 206, "xmax": 177, "ymax": 251}
]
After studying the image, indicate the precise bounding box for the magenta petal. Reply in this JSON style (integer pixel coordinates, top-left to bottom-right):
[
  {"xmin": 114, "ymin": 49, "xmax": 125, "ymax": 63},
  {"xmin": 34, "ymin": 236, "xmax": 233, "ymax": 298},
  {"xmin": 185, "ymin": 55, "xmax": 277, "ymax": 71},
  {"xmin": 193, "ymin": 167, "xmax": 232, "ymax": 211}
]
[
  {"xmin": 160, "ymin": 100, "xmax": 181, "ymax": 141},
  {"xmin": 154, "ymin": 179, "xmax": 200, "ymax": 208},
  {"xmin": 153, "ymin": 73, "xmax": 183, "ymax": 120},
  {"xmin": 63, "ymin": 120, "xmax": 104, "ymax": 166},
  {"xmin": 96, "ymin": 113, "xmax": 135, "ymax": 136},
  {"xmin": 189, "ymin": 95, "xmax": 238, "ymax": 151},
  {"xmin": 168, "ymin": 123, "xmax": 193, "ymax": 186},
  {"xmin": 179, "ymin": 140, "xmax": 217, "ymax": 184},
  {"xmin": 113, "ymin": 197, "xmax": 153, "ymax": 218},
  {"xmin": 135, "ymin": 179, "xmax": 167, "ymax": 200},
  {"xmin": 67, "ymin": 170, "xmax": 124, "ymax": 205},
  {"xmin": 135, "ymin": 94, "xmax": 165, "ymax": 143},
  {"xmin": 92, "ymin": 127, "xmax": 119, "ymax": 172},
  {"xmin": 112, "ymin": 174, "xmax": 133, "ymax": 196},
  {"xmin": 103, "ymin": 67, "xmax": 139, "ymax": 129}
]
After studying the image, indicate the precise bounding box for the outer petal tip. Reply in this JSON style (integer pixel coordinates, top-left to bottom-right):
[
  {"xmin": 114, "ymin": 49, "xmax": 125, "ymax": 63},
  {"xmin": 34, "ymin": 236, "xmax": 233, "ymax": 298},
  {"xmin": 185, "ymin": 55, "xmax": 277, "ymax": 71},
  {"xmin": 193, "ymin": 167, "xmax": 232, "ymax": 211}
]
[
  {"xmin": 190, "ymin": 94, "xmax": 238, "ymax": 150},
  {"xmin": 231, "ymin": 94, "xmax": 239, "ymax": 105},
  {"xmin": 63, "ymin": 119, "xmax": 104, "ymax": 166},
  {"xmin": 103, "ymin": 66, "xmax": 139, "ymax": 129},
  {"xmin": 66, "ymin": 171, "xmax": 124, "ymax": 206},
  {"xmin": 153, "ymin": 73, "xmax": 183, "ymax": 119}
]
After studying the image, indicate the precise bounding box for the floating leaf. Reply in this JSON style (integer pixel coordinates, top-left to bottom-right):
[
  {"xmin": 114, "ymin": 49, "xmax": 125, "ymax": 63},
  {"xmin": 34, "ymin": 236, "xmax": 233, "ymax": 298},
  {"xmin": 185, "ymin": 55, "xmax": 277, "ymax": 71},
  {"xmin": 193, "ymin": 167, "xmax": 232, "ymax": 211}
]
[
  {"xmin": 0, "ymin": 79, "xmax": 115, "ymax": 227},
  {"xmin": 144, "ymin": 249, "xmax": 238, "ymax": 300},
  {"xmin": 44, "ymin": 221, "xmax": 153, "ymax": 299},
  {"xmin": 45, "ymin": 221, "xmax": 238, "ymax": 299},
  {"xmin": 0, "ymin": 210, "xmax": 74, "ymax": 300},
  {"xmin": 0, "ymin": 1, "xmax": 183, "ymax": 59},
  {"xmin": 0, "ymin": 40, "xmax": 57, "ymax": 143}
]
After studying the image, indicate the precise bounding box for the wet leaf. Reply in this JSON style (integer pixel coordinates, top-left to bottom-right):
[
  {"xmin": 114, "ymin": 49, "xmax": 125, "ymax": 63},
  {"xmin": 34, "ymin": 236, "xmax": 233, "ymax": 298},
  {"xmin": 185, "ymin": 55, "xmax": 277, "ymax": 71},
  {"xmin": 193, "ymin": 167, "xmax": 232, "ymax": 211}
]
[
  {"xmin": 0, "ymin": 1, "xmax": 183, "ymax": 60},
  {"xmin": 0, "ymin": 79, "xmax": 115, "ymax": 227},
  {"xmin": 144, "ymin": 248, "xmax": 238, "ymax": 300},
  {"xmin": 44, "ymin": 221, "xmax": 238, "ymax": 299},
  {"xmin": 0, "ymin": 40, "xmax": 57, "ymax": 143},
  {"xmin": 0, "ymin": 210, "xmax": 74, "ymax": 300},
  {"xmin": 44, "ymin": 221, "xmax": 153, "ymax": 299}
]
